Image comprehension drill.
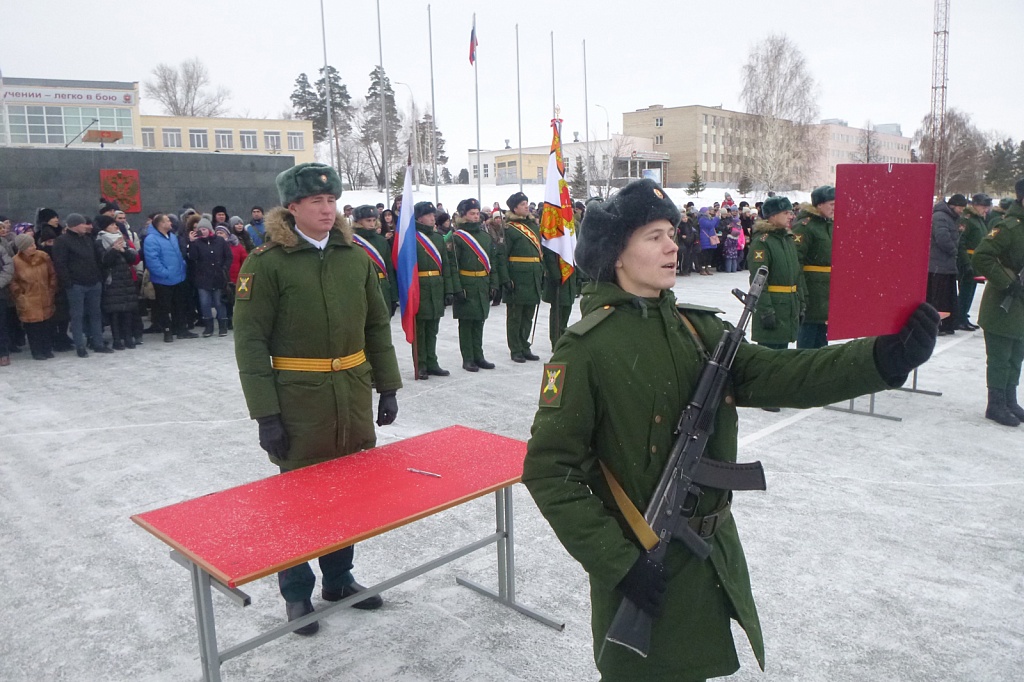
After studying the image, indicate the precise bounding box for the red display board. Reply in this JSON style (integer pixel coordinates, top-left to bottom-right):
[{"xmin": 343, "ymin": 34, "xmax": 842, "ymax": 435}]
[
  {"xmin": 99, "ymin": 169, "xmax": 141, "ymax": 213},
  {"xmin": 132, "ymin": 426, "xmax": 526, "ymax": 588},
  {"xmin": 828, "ymin": 163, "xmax": 937, "ymax": 340}
]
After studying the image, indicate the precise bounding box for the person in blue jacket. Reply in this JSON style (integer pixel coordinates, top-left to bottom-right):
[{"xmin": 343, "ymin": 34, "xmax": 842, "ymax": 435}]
[{"xmin": 143, "ymin": 213, "xmax": 196, "ymax": 343}]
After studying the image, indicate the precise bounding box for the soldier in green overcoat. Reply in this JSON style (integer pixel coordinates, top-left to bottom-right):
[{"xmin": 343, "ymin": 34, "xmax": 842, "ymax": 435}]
[
  {"xmin": 972, "ymin": 179, "xmax": 1024, "ymax": 427},
  {"xmin": 956, "ymin": 194, "xmax": 991, "ymax": 331},
  {"xmin": 522, "ymin": 178, "xmax": 939, "ymax": 682},
  {"xmin": 749, "ymin": 196, "xmax": 805, "ymax": 350},
  {"xmin": 351, "ymin": 205, "xmax": 398, "ymax": 317},
  {"xmin": 502, "ymin": 191, "xmax": 544, "ymax": 363},
  {"xmin": 542, "ymin": 244, "xmax": 580, "ymax": 350},
  {"xmin": 451, "ymin": 198, "xmax": 505, "ymax": 371},
  {"xmin": 233, "ymin": 163, "xmax": 403, "ymax": 634},
  {"xmin": 412, "ymin": 201, "xmax": 455, "ymax": 379},
  {"xmin": 792, "ymin": 186, "xmax": 834, "ymax": 349}
]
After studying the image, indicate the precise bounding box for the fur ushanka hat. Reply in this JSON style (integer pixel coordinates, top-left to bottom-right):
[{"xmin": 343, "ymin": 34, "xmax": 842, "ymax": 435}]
[
  {"xmin": 574, "ymin": 178, "xmax": 680, "ymax": 282},
  {"xmin": 275, "ymin": 163, "xmax": 343, "ymax": 206}
]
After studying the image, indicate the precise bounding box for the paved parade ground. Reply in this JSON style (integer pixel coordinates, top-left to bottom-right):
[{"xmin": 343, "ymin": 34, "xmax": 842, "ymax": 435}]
[{"xmin": 1, "ymin": 271, "xmax": 1022, "ymax": 681}]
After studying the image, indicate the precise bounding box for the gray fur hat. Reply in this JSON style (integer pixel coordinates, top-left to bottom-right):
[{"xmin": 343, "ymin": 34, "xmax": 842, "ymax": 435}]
[{"xmin": 574, "ymin": 178, "xmax": 680, "ymax": 282}]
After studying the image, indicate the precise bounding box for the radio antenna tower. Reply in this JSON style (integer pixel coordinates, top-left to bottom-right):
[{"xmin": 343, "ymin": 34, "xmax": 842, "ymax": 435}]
[{"xmin": 929, "ymin": 0, "xmax": 950, "ymax": 195}]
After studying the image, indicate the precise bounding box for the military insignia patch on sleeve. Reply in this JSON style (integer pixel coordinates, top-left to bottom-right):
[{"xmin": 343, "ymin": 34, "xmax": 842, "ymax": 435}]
[
  {"xmin": 753, "ymin": 250, "xmax": 765, "ymax": 261},
  {"xmin": 793, "ymin": 234, "xmax": 803, "ymax": 243},
  {"xmin": 236, "ymin": 273, "xmax": 254, "ymax": 300},
  {"xmin": 539, "ymin": 363, "xmax": 566, "ymax": 408}
]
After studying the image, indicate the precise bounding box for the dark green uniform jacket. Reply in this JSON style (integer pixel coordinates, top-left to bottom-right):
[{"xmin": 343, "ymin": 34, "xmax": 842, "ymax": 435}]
[
  {"xmin": 415, "ymin": 221, "xmax": 454, "ymax": 321},
  {"xmin": 233, "ymin": 208, "xmax": 402, "ymax": 470},
  {"xmin": 749, "ymin": 220, "xmax": 805, "ymax": 345},
  {"xmin": 451, "ymin": 219, "xmax": 503, "ymax": 320},
  {"xmin": 523, "ymin": 282, "xmax": 896, "ymax": 681},
  {"xmin": 791, "ymin": 205, "xmax": 832, "ymax": 324},
  {"xmin": 957, "ymin": 206, "xmax": 987, "ymax": 278},
  {"xmin": 502, "ymin": 211, "xmax": 545, "ymax": 306},
  {"xmin": 542, "ymin": 245, "xmax": 581, "ymax": 304},
  {"xmin": 973, "ymin": 201, "xmax": 1024, "ymax": 340},
  {"xmin": 353, "ymin": 226, "xmax": 398, "ymax": 309}
]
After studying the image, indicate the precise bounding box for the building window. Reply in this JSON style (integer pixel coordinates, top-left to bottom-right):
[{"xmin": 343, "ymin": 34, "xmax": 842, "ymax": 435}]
[
  {"xmin": 240, "ymin": 130, "xmax": 258, "ymax": 150},
  {"xmin": 472, "ymin": 164, "xmax": 479, "ymax": 179},
  {"xmin": 215, "ymin": 130, "xmax": 233, "ymax": 150},
  {"xmin": 483, "ymin": 163, "xmax": 489, "ymax": 178},
  {"xmin": 537, "ymin": 166, "xmax": 545, "ymax": 182},
  {"xmin": 287, "ymin": 131, "xmax": 304, "ymax": 151},
  {"xmin": 142, "ymin": 128, "xmax": 155, "ymax": 148},
  {"xmin": 655, "ymin": 117, "xmax": 663, "ymax": 127},
  {"xmin": 189, "ymin": 129, "xmax": 208, "ymax": 149},
  {"xmin": 264, "ymin": 131, "xmax": 282, "ymax": 152},
  {"xmin": 162, "ymin": 128, "xmax": 182, "ymax": 148},
  {"xmin": 654, "ymin": 135, "xmax": 663, "ymax": 145}
]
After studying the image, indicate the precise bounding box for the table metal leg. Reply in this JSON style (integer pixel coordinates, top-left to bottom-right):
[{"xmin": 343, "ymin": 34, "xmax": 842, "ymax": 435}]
[
  {"xmin": 823, "ymin": 393, "xmax": 902, "ymax": 422},
  {"xmin": 456, "ymin": 487, "xmax": 564, "ymax": 631},
  {"xmin": 895, "ymin": 367, "xmax": 943, "ymax": 396},
  {"xmin": 188, "ymin": 561, "xmax": 222, "ymax": 682}
]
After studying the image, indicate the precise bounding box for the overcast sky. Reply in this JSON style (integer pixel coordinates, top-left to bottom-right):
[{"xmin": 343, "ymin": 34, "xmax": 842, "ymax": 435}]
[{"xmin": 6, "ymin": 0, "xmax": 1022, "ymax": 172}]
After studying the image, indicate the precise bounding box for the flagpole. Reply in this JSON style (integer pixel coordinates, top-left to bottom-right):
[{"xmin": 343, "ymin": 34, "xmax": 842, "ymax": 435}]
[
  {"xmin": 516, "ymin": 24, "xmax": 523, "ymax": 193},
  {"xmin": 377, "ymin": 0, "xmax": 390, "ymax": 206},
  {"xmin": 550, "ymin": 31, "xmax": 557, "ymax": 119},
  {"xmin": 473, "ymin": 13, "xmax": 482, "ymax": 204},
  {"xmin": 428, "ymin": 4, "xmax": 439, "ymax": 204},
  {"xmin": 319, "ymin": 0, "xmax": 335, "ymax": 170},
  {"xmin": 0, "ymin": 65, "xmax": 10, "ymax": 147},
  {"xmin": 583, "ymin": 39, "xmax": 590, "ymax": 201}
]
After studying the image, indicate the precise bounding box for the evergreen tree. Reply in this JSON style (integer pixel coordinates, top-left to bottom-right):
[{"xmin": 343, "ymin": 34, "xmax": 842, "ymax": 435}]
[
  {"xmin": 686, "ymin": 165, "xmax": 706, "ymax": 196},
  {"xmin": 390, "ymin": 166, "xmax": 406, "ymax": 197},
  {"xmin": 289, "ymin": 68, "xmax": 352, "ymax": 144},
  {"xmin": 569, "ymin": 155, "xmax": 588, "ymax": 199},
  {"xmin": 457, "ymin": 168, "xmax": 470, "ymax": 185},
  {"xmin": 360, "ymin": 67, "xmax": 402, "ymax": 190},
  {"xmin": 290, "ymin": 74, "xmax": 322, "ymax": 140},
  {"xmin": 738, "ymin": 173, "xmax": 754, "ymax": 197},
  {"xmin": 414, "ymin": 112, "xmax": 448, "ymax": 184},
  {"xmin": 1015, "ymin": 141, "xmax": 1024, "ymax": 179},
  {"xmin": 440, "ymin": 167, "xmax": 453, "ymax": 185},
  {"xmin": 985, "ymin": 138, "xmax": 1017, "ymax": 195}
]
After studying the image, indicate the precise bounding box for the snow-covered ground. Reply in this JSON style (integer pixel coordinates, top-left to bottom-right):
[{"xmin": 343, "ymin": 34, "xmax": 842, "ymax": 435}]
[{"xmin": 1, "ymin": 272, "xmax": 1021, "ymax": 681}]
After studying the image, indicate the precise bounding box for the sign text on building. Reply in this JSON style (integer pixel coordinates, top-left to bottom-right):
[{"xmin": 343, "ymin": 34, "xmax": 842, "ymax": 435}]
[{"xmin": 1, "ymin": 87, "xmax": 135, "ymax": 106}]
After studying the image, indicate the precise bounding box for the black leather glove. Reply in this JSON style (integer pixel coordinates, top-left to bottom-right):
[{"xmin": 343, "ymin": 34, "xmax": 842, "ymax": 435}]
[
  {"xmin": 454, "ymin": 290, "xmax": 467, "ymax": 303},
  {"xmin": 256, "ymin": 415, "xmax": 290, "ymax": 460},
  {"xmin": 873, "ymin": 303, "xmax": 940, "ymax": 384},
  {"xmin": 376, "ymin": 390, "xmax": 398, "ymax": 426},
  {"xmin": 616, "ymin": 555, "xmax": 669, "ymax": 619},
  {"xmin": 490, "ymin": 288, "xmax": 502, "ymax": 305},
  {"xmin": 503, "ymin": 281, "xmax": 515, "ymax": 294},
  {"xmin": 444, "ymin": 293, "xmax": 454, "ymax": 306},
  {"xmin": 760, "ymin": 310, "xmax": 777, "ymax": 330}
]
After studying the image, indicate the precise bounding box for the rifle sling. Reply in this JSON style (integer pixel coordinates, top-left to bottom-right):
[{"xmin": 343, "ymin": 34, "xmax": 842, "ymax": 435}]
[{"xmin": 599, "ymin": 461, "xmax": 736, "ymax": 550}]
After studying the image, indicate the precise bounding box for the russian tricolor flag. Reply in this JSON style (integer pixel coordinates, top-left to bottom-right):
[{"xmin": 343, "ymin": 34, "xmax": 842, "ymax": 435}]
[
  {"xmin": 393, "ymin": 163, "xmax": 419, "ymax": 344},
  {"xmin": 469, "ymin": 17, "xmax": 478, "ymax": 65}
]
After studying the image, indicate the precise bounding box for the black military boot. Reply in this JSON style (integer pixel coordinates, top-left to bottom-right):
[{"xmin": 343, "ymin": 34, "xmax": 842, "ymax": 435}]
[
  {"xmin": 462, "ymin": 361, "xmax": 479, "ymax": 372},
  {"xmin": 202, "ymin": 319, "xmax": 215, "ymax": 338},
  {"xmin": 985, "ymin": 388, "xmax": 1020, "ymax": 427},
  {"xmin": 285, "ymin": 599, "xmax": 319, "ymax": 636},
  {"xmin": 475, "ymin": 358, "xmax": 495, "ymax": 370},
  {"xmin": 1005, "ymin": 387, "xmax": 1024, "ymax": 421},
  {"xmin": 163, "ymin": 331, "xmax": 174, "ymax": 343},
  {"xmin": 523, "ymin": 350, "xmax": 540, "ymax": 361},
  {"xmin": 427, "ymin": 366, "xmax": 450, "ymax": 377},
  {"xmin": 511, "ymin": 353, "xmax": 526, "ymax": 363},
  {"xmin": 218, "ymin": 319, "xmax": 228, "ymax": 337},
  {"xmin": 321, "ymin": 582, "xmax": 383, "ymax": 610}
]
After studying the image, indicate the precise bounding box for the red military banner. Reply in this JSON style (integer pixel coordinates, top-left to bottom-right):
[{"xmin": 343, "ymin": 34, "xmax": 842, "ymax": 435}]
[
  {"xmin": 828, "ymin": 163, "xmax": 936, "ymax": 341},
  {"xmin": 99, "ymin": 169, "xmax": 141, "ymax": 213}
]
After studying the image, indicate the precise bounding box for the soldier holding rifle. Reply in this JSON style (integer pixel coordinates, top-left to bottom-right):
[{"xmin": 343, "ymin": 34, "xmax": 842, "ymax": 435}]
[{"xmin": 522, "ymin": 179, "xmax": 939, "ymax": 681}]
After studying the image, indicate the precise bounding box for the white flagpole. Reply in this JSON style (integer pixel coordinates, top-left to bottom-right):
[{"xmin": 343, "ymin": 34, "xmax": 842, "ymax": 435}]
[
  {"xmin": 583, "ymin": 39, "xmax": 590, "ymax": 200},
  {"xmin": 550, "ymin": 32, "xmax": 556, "ymax": 118},
  {"xmin": 377, "ymin": 0, "xmax": 390, "ymax": 206},
  {"xmin": 318, "ymin": 0, "xmax": 335, "ymax": 169},
  {"xmin": 428, "ymin": 4, "xmax": 439, "ymax": 204},
  {"xmin": 0, "ymin": 65, "xmax": 10, "ymax": 147},
  {"xmin": 516, "ymin": 24, "xmax": 523, "ymax": 193},
  {"xmin": 473, "ymin": 13, "xmax": 482, "ymax": 203}
]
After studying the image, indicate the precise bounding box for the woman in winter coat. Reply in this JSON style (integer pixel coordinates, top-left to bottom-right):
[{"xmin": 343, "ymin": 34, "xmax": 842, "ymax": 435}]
[
  {"xmin": 10, "ymin": 233, "xmax": 58, "ymax": 359},
  {"xmin": 723, "ymin": 216, "xmax": 741, "ymax": 273},
  {"xmin": 229, "ymin": 216, "xmax": 255, "ymax": 252},
  {"xmin": 187, "ymin": 218, "xmax": 233, "ymax": 337},
  {"xmin": 97, "ymin": 216, "xmax": 139, "ymax": 350},
  {"xmin": 697, "ymin": 208, "xmax": 719, "ymax": 275},
  {"xmin": 380, "ymin": 209, "xmax": 397, "ymax": 244},
  {"xmin": 216, "ymin": 224, "xmax": 249, "ymax": 330}
]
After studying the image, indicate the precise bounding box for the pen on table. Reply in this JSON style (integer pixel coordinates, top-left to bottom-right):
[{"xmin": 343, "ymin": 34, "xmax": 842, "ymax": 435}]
[{"xmin": 407, "ymin": 467, "xmax": 442, "ymax": 478}]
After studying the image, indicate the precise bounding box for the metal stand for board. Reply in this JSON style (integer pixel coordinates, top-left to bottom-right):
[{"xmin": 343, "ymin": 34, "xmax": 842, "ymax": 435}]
[
  {"xmin": 895, "ymin": 367, "xmax": 942, "ymax": 397},
  {"xmin": 824, "ymin": 392, "xmax": 902, "ymax": 422}
]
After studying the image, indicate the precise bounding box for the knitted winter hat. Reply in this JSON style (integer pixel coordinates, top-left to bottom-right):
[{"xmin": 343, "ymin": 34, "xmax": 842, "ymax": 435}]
[
  {"xmin": 14, "ymin": 234, "xmax": 35, "ymax": 252},
  {"xmin": 575, "ymin": 178, "xmax": 680, "ymax": 282},
  {"xmin": 37, "ymin": 208, "xmax": 59, "ymax": 224},
  {"xmin": 228, "ymin": 216, "xmax": 245, "ymax": 227}
]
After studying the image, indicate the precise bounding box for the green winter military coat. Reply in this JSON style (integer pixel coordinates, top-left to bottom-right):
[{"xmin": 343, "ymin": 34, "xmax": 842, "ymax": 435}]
[
  {"xmin": 523, "ymin": 282, "xmax": 894, "ymax": 681},
  {"xmin": 973, "ymin": 201, "xmax": 1024, "ymax": 340},
  {"xmin": 791, "ymin": 205, "xmax": 832, "ymax": 324},
  {"xmin": 542, "ymin": 245, "xmax": 581, "ymax": 305},
  {"xmin": 414, "ymin": 221, "xmax": 454, "ymax": 321},
  {"xmin": 451, "ymin": 220, "xmax": 503, "ymax": 320},
  {"xmin": 233, "ymin": 208, "xmax": 403, "ymax": 471},
  {"xmin": 957, "ymin": 206, "xmax": 988, "ymax": 279},
  {"xmin": 502, "ymin": 212, "xmax": 545, "ymax": 306},
  {"xmin": 353, "ymin": 226, "xmax": 398, "ymax": 309},
  {"xmin": 749, "ymin": 220, "xmax": 805, "ymax": 345}
]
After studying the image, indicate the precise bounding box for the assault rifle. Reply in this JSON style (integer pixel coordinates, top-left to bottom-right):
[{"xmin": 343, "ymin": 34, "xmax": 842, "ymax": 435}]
[
  {"xmin": 999, "ymin": 265, "xmax": 1024, "ymax": 313},
  {"xmin": 604, "ymin": 266, "xmax": 770, "ymax": 658}
]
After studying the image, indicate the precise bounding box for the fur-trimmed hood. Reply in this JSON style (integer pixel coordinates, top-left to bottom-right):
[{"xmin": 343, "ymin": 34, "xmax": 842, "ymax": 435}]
[
  {"xmin": 752, "ymin": 219, "xmax": 789, "ymax": 234},
  {"xmin": 797, "ymin": 204, "xmax": 822, "ymax": 219},
  {"xmin": 452, "ymin": 214, "xmax": 484, "ymax": 229},
  {"xmin": 264, "ymin": 206, "xmax": 352, "ymax": 248}
]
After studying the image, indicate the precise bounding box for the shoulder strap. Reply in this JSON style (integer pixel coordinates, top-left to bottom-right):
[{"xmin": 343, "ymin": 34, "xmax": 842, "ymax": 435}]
[{"xmin": 599, "ymin": 461, "xmax": 659, "ymax": 551}]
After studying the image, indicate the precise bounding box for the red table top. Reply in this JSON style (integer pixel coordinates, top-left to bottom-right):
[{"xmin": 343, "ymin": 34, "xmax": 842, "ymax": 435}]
[{"xmin": 131, "ymin": 426, "xmax": 526, "ymax": 587}]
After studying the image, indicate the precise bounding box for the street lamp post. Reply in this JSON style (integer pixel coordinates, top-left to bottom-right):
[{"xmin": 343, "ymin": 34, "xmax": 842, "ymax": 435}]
[
  {"xmin": 395, "ymin": 81, "xmax": 420, "ymax": 191},
  {"xmin": 595, "ymin": 104, "xmax": 611, "ymax": 197}
]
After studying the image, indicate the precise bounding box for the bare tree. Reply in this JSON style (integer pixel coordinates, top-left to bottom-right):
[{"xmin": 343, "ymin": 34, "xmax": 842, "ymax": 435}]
[
  {"xmin": 853, "ymin": 120, "xmax": 882, "ymax": 164},
  {"xmin": 914, "ymin": 108, "xmax": 988, "ymax": 195},
  {"xmin": 145, "ymin": 58, "xmax": 231, "ymax": 117},
  {"xmin": 740, "ymin": 35, "xmax": 822, "ymax": 191}
]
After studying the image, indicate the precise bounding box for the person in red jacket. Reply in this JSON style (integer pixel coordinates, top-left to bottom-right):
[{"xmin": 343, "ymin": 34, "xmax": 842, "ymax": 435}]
[{"xmin": 216, "ymin": 224, "xmax": 248, "ymax": 331}]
